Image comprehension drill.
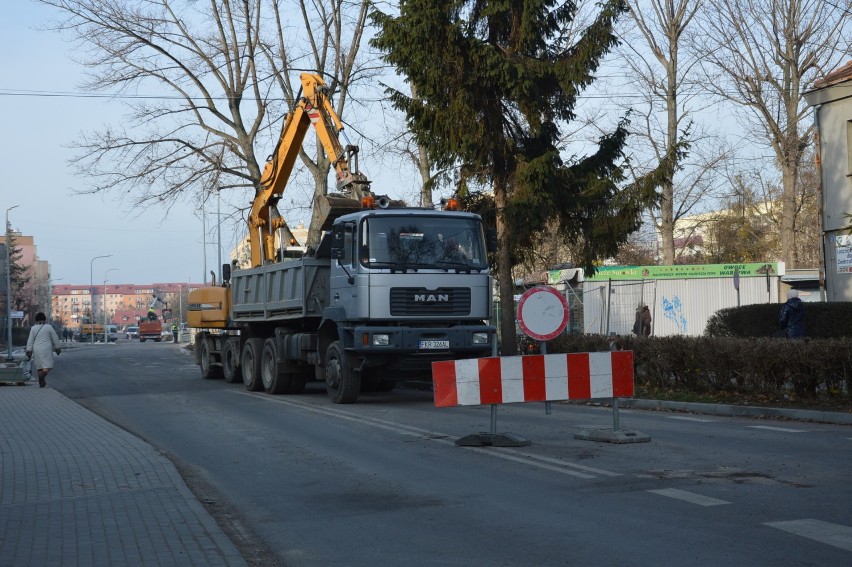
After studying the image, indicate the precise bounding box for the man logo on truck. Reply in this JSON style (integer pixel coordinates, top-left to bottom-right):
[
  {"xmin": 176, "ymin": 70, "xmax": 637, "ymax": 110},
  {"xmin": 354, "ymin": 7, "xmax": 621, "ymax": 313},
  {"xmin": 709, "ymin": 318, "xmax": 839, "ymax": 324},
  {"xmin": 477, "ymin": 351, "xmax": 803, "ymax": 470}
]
[{"xmin": 414, "ymin": 294, "xmax": 449, "ymax": 303}]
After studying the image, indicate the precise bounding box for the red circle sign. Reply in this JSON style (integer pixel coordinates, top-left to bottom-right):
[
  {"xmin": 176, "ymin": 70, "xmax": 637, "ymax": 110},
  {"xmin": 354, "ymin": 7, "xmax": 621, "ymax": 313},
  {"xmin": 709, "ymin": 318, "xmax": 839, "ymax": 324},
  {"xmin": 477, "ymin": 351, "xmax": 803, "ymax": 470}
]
[{"xmin": 516, "ymin": 286, "xmax": 570, "ymax": 341}]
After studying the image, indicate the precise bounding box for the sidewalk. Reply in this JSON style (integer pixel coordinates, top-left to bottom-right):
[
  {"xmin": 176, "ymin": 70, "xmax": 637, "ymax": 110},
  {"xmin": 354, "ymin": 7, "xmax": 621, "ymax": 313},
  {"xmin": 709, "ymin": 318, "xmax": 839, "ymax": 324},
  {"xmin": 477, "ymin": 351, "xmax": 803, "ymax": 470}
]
[{"xmin": 0, "ymin": 382, "xmax": 246, "ymax": 567}]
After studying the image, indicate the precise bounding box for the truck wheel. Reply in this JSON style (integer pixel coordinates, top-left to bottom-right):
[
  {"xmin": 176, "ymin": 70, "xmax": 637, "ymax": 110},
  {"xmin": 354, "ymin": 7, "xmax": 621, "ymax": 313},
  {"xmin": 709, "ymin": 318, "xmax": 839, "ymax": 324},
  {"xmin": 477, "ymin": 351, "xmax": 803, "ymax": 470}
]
[
  {"xmin": 241, "ymin": 338, "xmax": 264, "ymax": 391},
  {"xmin": 261, "ymin": 339, "xmax": 289, "ymax": 395},
  {"xmin": 199, "ymin": 339, "xmax": 223, "ymax": 380},
  {"xmin": 324, "ymin": 341, "xmax": 360, "ymax": 404},
  {"xmin": 222, "ymin": 338, "xmax": 242, "ymax": 384}
]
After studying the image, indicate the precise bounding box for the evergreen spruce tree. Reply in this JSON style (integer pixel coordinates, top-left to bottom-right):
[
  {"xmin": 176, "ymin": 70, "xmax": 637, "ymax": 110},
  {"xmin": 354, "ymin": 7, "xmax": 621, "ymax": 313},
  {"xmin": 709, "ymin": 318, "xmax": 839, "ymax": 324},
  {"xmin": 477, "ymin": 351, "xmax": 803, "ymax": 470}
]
[
  {"xmin": 373, "ymin": 0, "xmax": 677, "ymax": 354},
  {"xmin": 2, "ymin": 233, "xmax": 32, "ymax": 325}
]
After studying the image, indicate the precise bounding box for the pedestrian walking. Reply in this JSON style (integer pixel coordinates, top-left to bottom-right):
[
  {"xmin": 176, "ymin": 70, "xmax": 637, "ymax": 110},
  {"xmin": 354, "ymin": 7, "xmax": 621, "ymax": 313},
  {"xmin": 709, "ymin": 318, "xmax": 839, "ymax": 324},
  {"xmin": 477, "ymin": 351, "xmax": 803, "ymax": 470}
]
[
  {"xmin": 779, "ymin": 289, "xmax": 805, "ymax": 339},
  {"xmin": 171, "ymin": 323, "xmax": 178, "ymax": 343},
  {"xmin": 26, "ymin": 312, "xmax": 62, "ymax": 388}
]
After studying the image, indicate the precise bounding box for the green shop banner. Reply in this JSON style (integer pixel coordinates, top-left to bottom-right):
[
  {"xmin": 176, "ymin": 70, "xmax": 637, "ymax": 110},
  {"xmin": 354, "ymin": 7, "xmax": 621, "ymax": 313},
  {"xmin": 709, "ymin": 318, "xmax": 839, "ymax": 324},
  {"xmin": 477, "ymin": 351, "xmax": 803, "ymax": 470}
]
[{"xmin": 584, "ymin": 262, "xmax": 781, "ymax": 281}]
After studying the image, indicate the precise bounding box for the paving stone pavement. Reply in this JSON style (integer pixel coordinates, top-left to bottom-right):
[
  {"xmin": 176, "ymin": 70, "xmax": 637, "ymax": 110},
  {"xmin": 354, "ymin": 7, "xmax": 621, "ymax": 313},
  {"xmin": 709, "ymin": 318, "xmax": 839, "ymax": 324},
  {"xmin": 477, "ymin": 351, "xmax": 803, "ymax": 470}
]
[{"xmin": 0, "ymin": 383, "xmax": 246, "ymax": 567}]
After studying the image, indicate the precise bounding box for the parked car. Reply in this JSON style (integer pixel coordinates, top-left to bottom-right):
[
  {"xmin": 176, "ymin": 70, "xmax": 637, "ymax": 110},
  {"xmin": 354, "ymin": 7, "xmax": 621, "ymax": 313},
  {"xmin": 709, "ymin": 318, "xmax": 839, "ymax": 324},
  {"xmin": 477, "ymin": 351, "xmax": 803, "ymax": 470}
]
[
  {"xmin": 125, "ymin": 326, "xmax": 139, "ymax": 339},
  {"xmin": 105, "ymin": 325, "xmax": 120, "ymax": 343}
]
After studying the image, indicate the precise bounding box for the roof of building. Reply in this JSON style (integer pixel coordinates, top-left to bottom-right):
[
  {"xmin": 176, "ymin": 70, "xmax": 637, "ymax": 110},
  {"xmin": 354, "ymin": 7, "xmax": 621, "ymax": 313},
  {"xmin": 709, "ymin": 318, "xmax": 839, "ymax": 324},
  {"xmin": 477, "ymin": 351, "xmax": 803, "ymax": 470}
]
[{"xmin": 814, "ymin": 60, "xmax": 852, "ymax": 89}]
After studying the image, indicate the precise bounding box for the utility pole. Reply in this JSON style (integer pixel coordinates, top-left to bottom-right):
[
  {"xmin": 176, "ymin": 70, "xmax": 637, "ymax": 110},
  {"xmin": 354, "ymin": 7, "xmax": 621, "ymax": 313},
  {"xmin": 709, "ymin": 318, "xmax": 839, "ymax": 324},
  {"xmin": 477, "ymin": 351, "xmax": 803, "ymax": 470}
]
[{"xmin": 89, "ymin": 255, "xmax": 112, "ymax": 344}]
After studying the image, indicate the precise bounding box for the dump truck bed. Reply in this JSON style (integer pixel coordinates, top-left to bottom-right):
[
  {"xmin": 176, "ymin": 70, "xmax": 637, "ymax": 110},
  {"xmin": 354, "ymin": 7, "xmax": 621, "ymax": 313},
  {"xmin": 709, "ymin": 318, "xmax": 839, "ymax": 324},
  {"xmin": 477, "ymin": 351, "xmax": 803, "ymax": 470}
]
[{"xmin": 231, "ymin": 257, "xmax": 330, "ymax": 322}]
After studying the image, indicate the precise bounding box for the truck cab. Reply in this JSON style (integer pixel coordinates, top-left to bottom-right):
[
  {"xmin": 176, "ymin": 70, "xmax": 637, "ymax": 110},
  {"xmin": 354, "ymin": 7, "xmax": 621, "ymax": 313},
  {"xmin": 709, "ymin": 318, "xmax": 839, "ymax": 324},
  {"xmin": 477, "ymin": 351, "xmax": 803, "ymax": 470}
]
[{"xmin": 330, "ymin": 208, "xmax": 490, "ymax": 320}]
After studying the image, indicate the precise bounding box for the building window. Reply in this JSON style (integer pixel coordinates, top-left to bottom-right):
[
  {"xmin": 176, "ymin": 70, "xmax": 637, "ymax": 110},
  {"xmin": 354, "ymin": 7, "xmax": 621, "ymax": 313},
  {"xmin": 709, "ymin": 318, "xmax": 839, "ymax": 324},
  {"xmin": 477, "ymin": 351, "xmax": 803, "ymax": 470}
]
[{"xmin": 847, "ymin": 120, "xmax": 852, "ymax": 176}]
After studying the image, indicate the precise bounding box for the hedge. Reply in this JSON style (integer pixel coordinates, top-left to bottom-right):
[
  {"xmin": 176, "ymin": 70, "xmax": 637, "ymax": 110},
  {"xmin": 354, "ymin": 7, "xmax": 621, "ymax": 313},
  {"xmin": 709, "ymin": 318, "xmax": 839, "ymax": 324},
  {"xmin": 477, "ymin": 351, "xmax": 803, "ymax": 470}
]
[
  {"xmin": 548, "ymin": 333, "xmax": 852, "ymax": 401},
  {"xmin": 704, "ymin": 302, "xmax": 852, "ymax": 338}
]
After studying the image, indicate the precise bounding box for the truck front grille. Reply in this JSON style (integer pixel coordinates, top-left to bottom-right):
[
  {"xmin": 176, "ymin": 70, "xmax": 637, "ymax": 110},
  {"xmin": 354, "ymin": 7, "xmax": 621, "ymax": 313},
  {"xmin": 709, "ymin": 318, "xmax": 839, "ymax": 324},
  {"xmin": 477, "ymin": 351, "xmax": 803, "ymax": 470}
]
[{"xmin": 389, "ymin": 288, "xmax": 471, "ymax": 316}]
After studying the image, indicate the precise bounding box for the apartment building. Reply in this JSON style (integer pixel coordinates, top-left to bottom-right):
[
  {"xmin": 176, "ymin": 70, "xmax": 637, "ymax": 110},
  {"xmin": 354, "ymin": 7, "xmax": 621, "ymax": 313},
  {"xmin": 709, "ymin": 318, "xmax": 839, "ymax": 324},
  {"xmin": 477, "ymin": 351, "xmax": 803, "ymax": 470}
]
[{"xmin": 51, "ymin": 282, "xmax": 202, "ymax": 328}]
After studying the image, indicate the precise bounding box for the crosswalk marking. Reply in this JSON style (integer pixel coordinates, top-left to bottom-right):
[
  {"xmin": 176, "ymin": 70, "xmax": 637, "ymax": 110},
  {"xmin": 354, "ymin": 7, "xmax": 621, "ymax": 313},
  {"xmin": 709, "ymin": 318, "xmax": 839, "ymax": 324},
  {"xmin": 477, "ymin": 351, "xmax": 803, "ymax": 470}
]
[
  {"xmin": 748, "ymin": 425, "xmax": 805, "ymax": 433},
  {"xmin": 765, "ymin": 519, "xmax": 852, "ymax": 552},
  {"xmin": 647, "ymin": 488, "xmax": 730, "ymax": 506}
]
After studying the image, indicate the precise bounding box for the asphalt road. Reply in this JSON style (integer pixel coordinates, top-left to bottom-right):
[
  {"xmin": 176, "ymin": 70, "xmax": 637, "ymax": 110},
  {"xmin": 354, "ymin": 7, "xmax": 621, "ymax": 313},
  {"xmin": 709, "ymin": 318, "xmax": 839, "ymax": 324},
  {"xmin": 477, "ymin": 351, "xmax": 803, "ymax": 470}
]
[{"xmin": 52, "ymin": 340, "xmax": 852, "ymax": 567}]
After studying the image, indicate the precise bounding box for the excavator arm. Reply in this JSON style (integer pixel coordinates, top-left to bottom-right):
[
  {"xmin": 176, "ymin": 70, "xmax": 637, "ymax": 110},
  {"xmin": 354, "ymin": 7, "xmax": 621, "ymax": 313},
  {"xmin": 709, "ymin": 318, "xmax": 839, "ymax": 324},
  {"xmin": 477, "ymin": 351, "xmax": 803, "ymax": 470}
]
[{"xmin": 249, "ymin": 73, "xmax": 372, "ymax": 267}]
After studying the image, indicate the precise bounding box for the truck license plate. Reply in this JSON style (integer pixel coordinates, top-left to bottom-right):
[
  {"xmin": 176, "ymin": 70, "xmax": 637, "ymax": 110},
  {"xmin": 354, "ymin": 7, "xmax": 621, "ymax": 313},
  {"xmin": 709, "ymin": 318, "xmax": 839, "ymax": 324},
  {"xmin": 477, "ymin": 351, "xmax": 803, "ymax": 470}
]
[{"xmin": 419, "ymin": 340, "xmax": 449, "ymax": 350}]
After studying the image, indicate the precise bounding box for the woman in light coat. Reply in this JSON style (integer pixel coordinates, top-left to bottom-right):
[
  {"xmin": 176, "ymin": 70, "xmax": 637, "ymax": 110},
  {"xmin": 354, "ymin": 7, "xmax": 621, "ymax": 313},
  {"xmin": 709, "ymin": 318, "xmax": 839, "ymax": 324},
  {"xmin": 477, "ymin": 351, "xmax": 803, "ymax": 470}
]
[{"xmin": 26, "ymin": 312, "xmax": 61, "ymax": 387}]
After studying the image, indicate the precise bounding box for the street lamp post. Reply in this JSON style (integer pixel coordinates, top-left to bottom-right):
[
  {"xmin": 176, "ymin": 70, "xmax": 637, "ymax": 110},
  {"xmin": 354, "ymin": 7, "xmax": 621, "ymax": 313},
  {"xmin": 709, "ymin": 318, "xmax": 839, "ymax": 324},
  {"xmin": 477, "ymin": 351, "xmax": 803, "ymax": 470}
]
[
  {"xmin": 89, "ymin": 255, "xmax": 112, "ymax": 344},
  {"xmin": 217, "ymin": 187, "xmax": 222, "ymax": 284},
  {"xmin": 177, "ymin": 283, "xmax": 183, "ymax": 343},
  {"xmin": 202, "ymin": 191, "xmax": 207, "ymax": 283},
  {"xmin": 5, "ymin": 205, "xmax": 19, "ymax": 361},
  {"xmin": 103, "ymin": 268, "xmax": 118, "ymax": 342}
]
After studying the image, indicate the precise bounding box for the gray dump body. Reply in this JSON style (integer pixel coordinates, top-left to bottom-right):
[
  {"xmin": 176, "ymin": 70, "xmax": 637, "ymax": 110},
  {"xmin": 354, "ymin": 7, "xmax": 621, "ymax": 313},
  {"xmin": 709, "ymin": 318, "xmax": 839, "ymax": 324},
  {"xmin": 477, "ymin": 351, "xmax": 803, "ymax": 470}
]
[{"xmin": 231, "ymin": 257, "xmax": 330, "ymax": 322}]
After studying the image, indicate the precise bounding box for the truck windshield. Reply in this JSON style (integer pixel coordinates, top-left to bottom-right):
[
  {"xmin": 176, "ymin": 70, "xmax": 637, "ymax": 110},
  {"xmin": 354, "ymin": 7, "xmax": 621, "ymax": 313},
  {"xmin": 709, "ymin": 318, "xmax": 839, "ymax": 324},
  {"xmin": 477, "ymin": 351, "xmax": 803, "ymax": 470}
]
[{"xmin": 362, "ymin": 216, "xmax": 487, "ymax": 271}]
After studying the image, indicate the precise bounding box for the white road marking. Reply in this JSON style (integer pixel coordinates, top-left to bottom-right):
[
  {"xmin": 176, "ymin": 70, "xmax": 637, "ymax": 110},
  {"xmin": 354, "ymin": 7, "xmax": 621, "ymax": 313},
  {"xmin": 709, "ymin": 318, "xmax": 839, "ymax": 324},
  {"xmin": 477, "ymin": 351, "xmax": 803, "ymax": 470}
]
[
  {"xmin": 666, "ymin": 416, "xmax": 716, "ymax": 423},
  {"xmin": 748, "ymin": 425, "xmax": 805, "ymax": 433},
  {"xmin": 647, "ymin": 488, "xmax": 731, "ymax": 506},
  {"xmin": 765, "ymin": 519, "xmax": 852, "ymax": 552},
  {"xmin": 233, "ymin": 391, "xmax": 618, "ymax": 479},
  {"xmin": 493, "ymin": 447, "xmax": 622, "ymax": 477}
]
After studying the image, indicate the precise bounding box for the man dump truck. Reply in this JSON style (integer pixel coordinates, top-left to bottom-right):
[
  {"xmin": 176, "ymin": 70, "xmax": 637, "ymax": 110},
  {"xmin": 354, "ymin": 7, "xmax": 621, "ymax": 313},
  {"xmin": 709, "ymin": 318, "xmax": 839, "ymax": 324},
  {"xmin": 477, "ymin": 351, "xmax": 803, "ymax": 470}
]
[{"xmin": 188, "ymin": 73, "xmax": 494, "ymax": 403}]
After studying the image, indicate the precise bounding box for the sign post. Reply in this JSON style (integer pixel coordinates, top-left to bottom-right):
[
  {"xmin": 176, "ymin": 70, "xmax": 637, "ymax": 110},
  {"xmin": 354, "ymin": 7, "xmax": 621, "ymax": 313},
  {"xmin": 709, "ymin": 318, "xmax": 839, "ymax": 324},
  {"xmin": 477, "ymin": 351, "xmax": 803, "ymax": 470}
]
[{"xmin": 518, "ymin": 286, "xmax": 570, "ymax": 417}]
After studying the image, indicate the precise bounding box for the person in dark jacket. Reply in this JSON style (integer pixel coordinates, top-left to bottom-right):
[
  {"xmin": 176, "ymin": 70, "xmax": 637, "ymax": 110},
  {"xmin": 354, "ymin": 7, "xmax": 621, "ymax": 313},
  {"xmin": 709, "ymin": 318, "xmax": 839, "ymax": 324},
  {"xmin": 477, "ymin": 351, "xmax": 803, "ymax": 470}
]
[{"xmin": 779, "ymin": 289, "xmax": 805, "ymax": 339}]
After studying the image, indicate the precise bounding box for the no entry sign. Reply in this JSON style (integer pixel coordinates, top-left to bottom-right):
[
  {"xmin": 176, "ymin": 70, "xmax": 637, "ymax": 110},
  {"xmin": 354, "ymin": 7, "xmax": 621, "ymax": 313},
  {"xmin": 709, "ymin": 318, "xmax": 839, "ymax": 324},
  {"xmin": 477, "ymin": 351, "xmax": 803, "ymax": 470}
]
[{"xmin": 516, "ymin": 286, "xmax": 569, "ymax": 341}]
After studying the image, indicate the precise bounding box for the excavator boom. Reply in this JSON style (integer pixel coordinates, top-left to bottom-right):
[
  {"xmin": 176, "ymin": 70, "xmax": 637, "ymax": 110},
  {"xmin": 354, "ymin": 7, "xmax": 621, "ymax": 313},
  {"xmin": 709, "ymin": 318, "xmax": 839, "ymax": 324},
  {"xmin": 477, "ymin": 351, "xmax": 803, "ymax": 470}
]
[{"xmin": 249, "ymin": 73, "xmax": 371, "ymax": 267}]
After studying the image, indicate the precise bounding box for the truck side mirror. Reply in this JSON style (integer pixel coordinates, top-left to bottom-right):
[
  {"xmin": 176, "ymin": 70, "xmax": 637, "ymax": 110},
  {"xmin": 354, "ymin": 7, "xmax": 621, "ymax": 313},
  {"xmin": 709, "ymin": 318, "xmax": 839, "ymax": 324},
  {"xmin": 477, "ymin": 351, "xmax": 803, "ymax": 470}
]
[{"xmin": 222, "ymin": 263, "xmax": 231, "ymax": 284}]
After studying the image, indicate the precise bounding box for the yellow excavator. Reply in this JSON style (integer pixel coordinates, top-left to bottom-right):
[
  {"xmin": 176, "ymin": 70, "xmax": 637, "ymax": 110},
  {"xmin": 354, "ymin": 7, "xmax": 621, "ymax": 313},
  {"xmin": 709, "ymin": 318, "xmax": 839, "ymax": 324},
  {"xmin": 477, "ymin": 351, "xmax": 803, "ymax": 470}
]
[{"xmin": 249, "ymin": 72, "xmax": 372, "ymax": 267}]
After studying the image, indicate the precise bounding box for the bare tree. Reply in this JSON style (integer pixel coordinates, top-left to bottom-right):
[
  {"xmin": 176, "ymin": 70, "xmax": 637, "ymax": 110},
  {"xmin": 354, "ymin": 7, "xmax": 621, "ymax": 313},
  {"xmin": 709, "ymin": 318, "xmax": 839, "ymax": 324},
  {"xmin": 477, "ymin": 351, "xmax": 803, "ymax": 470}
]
[
  {"xmin": 696, "ymin": 0, "xmax": 852, "ymax": 268},
  {"xmin": 38, "ymin": 0, "xmax": 373, "ymax": 246},
  {"xmin": 620, "ymin": 0, "xmax": 728, "ymax": 265},
  {"xmin": 701, "ymin": 173, "xmax": 779, "ymax": 262},
  {"xmin": 794, "ymin": 149, "xmax": 821, "ymax": 267}
]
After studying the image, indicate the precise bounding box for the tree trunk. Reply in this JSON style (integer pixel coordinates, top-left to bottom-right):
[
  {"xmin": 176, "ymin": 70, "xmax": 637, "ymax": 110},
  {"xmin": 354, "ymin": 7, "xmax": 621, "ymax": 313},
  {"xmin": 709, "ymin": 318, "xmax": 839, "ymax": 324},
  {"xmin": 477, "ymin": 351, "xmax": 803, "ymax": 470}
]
[
  {"xmin": 494, "ymin": 175, "xmax": 517, "ymax": 356},
  {"xmin": 417, "ymin": 143, "xmax": 432, "ymax": 207},
  {"xmin": 306, "ymin": 149, "xmax": 331, "ymax": 249},
  {"xmin": 661, "ymin": 49, "xmax": 678, "ymax": 266},
  {"xmin": 780, "ymin": 160, "xmax": 797, "ymax": 268}
]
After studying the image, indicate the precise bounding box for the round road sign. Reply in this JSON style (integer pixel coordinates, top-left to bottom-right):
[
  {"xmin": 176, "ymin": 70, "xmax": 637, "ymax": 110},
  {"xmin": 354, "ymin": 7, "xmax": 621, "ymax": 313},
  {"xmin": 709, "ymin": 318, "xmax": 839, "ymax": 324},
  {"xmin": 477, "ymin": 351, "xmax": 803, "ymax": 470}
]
[{"xmin": 516, "ymin": 286, "xmax": 570, "ymax": 341}]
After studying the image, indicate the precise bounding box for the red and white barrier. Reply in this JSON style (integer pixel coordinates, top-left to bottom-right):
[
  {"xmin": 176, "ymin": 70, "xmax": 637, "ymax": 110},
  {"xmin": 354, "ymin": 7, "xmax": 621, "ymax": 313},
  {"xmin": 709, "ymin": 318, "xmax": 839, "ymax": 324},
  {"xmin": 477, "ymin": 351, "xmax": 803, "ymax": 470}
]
[{"xmin": 432, "ymin": 351, "xmax": 634, "ymax": 408}]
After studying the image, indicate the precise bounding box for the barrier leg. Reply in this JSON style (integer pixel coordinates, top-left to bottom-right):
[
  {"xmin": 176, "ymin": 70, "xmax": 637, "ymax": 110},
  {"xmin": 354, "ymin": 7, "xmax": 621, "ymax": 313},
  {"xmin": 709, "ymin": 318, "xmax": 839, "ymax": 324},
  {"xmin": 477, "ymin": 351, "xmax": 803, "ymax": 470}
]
[
  {"xmin": 454, "ymin": 404, "xmax": 531, "ymax": 447},
  {"xmin": 574, "ymin": 397, "xmax": 651, "ymax": 444}
]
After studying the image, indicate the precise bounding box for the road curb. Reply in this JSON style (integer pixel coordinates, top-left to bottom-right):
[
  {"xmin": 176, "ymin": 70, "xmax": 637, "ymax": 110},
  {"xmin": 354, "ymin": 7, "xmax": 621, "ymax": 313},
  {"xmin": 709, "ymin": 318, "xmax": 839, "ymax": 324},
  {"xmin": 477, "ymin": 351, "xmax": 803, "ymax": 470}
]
[{"xmin": 618, "ymin": 398, "xmax": 852, "ymax": 425}]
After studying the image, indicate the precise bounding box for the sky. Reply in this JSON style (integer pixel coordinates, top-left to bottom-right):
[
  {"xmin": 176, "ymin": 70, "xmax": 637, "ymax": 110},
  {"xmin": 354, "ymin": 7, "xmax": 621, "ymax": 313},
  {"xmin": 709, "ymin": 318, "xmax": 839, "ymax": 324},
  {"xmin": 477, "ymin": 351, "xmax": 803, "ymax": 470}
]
[
  {"xmin": 1, "ymin": 2, "xmax": 806, "ymax": 288},
  {"xmin": 0, "ymin": 2, "xmax": 422, "ymax": 287},
  {"xmin": 1, "ymin": 3, "xmax": 217, "ymax": 286}
]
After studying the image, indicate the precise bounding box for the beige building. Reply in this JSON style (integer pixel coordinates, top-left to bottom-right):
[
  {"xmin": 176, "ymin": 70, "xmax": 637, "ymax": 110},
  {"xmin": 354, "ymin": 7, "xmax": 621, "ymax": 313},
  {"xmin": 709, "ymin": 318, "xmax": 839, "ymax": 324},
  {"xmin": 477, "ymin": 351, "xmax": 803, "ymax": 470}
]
[
  {"xmin": 0, "ymin": 231, "xmax": 51, "ymax": 326},
  {"xmin": 669, "ymin": 201, "xmax": 778, "ymax": 257},
  {"xmin": 231, "ymin": 223, "xmax": 310, "ymax": 269},
  {"xmin": 805, "ymin": 60, "xmax": 852, "ymax": 302}
]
